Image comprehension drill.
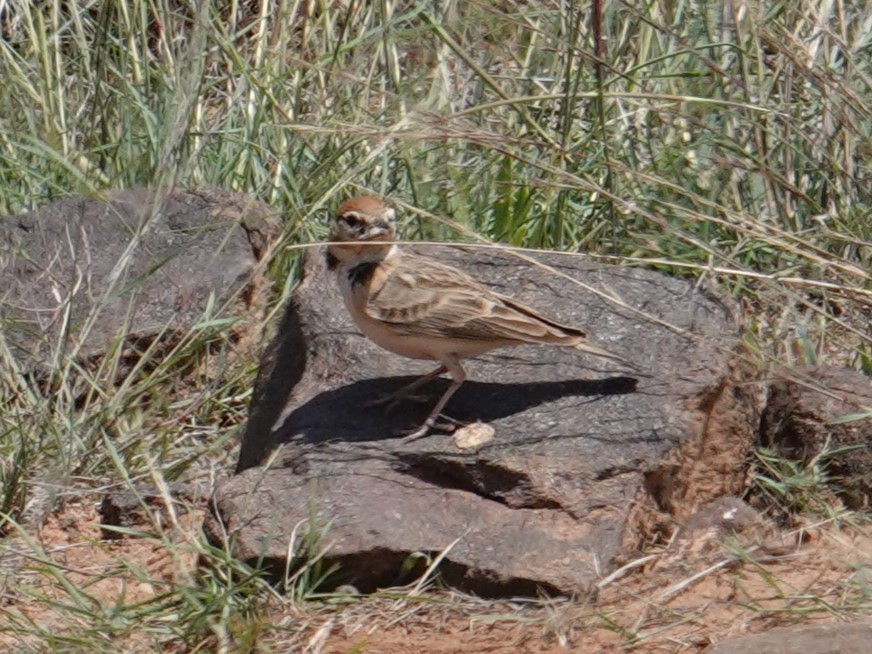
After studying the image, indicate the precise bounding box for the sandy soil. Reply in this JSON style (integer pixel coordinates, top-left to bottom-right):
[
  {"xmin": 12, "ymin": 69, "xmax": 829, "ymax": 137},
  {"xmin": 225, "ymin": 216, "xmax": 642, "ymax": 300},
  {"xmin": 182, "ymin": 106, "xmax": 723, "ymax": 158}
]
[{"xmin": 1, "ymin": 496, "xmax": 869, "ymax": 653}]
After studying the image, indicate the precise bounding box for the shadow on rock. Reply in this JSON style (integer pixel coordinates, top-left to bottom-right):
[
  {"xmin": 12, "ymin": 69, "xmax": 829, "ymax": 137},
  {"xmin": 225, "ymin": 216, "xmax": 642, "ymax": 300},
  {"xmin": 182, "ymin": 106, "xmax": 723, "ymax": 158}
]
[{"xmin": 277, "ymin": 373, "xmax": 639, "ymax": 445}]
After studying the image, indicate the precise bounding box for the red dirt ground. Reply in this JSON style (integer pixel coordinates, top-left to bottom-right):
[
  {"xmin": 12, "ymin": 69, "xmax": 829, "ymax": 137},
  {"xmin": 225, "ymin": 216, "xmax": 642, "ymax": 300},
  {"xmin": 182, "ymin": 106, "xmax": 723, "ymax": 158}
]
[{"xmin": 1, "ymin": 497, "xmax": 869, "ymax": 653}]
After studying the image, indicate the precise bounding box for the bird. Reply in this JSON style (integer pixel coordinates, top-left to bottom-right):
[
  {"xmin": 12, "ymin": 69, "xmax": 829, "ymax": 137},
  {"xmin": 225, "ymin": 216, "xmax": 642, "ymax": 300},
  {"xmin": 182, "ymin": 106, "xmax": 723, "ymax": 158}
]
[{"xmin": 325, "ymin": 195, "xmax": 633, "ymax": 441}]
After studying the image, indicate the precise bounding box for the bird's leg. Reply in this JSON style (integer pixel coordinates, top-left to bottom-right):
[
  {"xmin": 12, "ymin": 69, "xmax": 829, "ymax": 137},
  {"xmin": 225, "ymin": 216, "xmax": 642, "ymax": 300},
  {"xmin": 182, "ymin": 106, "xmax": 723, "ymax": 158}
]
[
  {"xmin": 365, "ymin": 364, "xmax": 447, "ymax": 410},
  {"xmin": 402, "ymin": 357, "xmax": 466, "ymax": 442}
]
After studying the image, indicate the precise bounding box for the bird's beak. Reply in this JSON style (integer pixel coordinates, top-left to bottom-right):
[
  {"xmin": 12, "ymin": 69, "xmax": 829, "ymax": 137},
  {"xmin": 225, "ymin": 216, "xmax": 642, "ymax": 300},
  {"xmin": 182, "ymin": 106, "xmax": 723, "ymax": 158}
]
[{"xmin": 363, "ymin": 220, "xmax": 392, "ymax": 240}]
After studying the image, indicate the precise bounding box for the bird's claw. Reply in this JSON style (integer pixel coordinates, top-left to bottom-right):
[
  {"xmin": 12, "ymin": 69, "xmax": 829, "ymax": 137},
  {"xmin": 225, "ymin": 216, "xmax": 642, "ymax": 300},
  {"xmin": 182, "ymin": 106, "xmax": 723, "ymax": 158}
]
[
  {"xmin": 400, "ymin": 425, "xmax": 432, "ymax": 443},
  {"xmin": 399, "ymin": 415, "xmax": 459, "ymax": 442}
]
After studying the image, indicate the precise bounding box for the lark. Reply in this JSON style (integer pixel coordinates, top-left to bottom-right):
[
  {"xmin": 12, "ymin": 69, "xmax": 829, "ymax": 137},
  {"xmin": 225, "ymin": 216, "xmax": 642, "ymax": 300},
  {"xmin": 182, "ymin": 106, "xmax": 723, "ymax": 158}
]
[{"xmin": 325, "ymin": 196, "xmax": 633, "ymax": 440}]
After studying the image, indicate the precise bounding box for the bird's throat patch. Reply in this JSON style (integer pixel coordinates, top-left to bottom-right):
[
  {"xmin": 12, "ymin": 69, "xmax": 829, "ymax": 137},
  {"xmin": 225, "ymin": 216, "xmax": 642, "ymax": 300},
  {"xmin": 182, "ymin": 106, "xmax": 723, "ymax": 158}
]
[{"xmin": 347, "ymin": 261, "xmax": 378, "ymax": 287}]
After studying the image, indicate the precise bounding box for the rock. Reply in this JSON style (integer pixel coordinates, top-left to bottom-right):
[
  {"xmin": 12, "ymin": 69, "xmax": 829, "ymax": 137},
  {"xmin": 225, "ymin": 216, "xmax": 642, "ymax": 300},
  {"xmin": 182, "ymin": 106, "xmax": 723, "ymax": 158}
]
[
  {"xmin": 0, "ymin": 188, "xmax": 278, "ymax": 374},
  {"xmin": 650, "ymin": 497, "xmax": 791, "ymax": 580},
  {"xmin": 207, "ymin": 245, "xmax": 754, "ymax": 596},
  {"xmin": 760, "ymin": 365, "xmax": 872, "ymax": 507},
  {"xmin": 99, "ymin": 481, "xmax": 211, "ymax": 539},
  {"xmin": 705, "ymin": 621, "xmax": 872, "ymax": 654},
  {"xmin": 453, "ymin": 421, "xmax": 496, "ymax": 450}
]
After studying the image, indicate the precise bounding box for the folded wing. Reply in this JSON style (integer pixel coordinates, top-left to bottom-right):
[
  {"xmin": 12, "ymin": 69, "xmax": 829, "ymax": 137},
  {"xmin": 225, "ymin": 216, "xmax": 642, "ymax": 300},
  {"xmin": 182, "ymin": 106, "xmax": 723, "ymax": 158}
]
[{"xmin": 364, "ymin": 254, "xmax": 584, "ymax": 345}]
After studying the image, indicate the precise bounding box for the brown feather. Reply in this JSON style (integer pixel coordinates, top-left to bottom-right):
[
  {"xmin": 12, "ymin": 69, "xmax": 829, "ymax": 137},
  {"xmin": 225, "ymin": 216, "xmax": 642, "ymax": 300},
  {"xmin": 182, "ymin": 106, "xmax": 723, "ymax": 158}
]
[{"xmin": 363, "ymin": 252, "xmax": 583, "ymax": 345}]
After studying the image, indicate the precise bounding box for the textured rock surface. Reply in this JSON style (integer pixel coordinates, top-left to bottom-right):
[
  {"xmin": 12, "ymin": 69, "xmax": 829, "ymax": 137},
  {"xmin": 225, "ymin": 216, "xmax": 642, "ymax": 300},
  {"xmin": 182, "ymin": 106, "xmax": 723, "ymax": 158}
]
[
  {"xmin": 208, "ymin": 245, "xmax": 753, "ymax": 595},
  {"xmin": 0, "ymin": 188, "xmax": 277, "ymax": 372},
  {"xmin": 761, "ymin": 365, "xmax": 872, "ymax": 507},
  {"xmin": 705, "ymin": 621, "xmax": 872, "ymax": 654}
]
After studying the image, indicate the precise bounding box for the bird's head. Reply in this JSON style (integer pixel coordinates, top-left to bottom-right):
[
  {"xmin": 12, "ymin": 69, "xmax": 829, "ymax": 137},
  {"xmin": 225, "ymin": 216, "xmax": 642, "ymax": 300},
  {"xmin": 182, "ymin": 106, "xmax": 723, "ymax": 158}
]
[{"xmin": 327, "ymin": 196, "xmax": 398, "ymax": 266}]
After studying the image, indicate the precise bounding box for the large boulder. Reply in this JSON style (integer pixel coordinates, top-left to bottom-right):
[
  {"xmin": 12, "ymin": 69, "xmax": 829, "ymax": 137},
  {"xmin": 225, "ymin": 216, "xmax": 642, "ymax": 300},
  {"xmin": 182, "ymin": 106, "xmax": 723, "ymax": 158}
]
[
  {"xmin": 760, "ymin": 365, "xmax": 872, "ymax": 507},
  {"xmin": 0, "ymin": 188, "xmax": 278, "ymax": 373},
  {"xmin": 208, "ymin": 245, "xmax": 756, "ymax": 595}
]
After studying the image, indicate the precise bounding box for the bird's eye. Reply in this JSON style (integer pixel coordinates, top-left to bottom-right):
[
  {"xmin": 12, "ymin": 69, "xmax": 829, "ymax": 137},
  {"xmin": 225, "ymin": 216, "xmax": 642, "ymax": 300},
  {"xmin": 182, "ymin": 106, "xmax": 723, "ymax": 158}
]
[{"xmin": 341, "ymin": 214, "xmax": 361, "ymax": 227}]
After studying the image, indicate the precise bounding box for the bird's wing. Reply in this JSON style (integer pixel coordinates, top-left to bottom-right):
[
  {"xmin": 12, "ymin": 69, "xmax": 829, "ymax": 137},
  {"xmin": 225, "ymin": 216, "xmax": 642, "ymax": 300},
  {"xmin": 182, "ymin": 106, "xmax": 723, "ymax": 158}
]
[{"xmin": 364, "ymin": 254, "xmax": 580, "ymax": 344}]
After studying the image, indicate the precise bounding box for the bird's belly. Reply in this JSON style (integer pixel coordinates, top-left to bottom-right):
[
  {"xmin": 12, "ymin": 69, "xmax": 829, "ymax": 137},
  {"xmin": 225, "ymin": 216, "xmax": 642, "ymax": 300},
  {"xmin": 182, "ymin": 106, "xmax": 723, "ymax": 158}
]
[
  {"xmin": 351, "ymin": 311, "xmax": 504, "ymax": 361},
  {"xmin": 353, "ymin": 314, "xmax": 440, "ymax": 359},
  {"xmin": 340, "ymin": 276, "xmax": 508, "ymax": 361}
]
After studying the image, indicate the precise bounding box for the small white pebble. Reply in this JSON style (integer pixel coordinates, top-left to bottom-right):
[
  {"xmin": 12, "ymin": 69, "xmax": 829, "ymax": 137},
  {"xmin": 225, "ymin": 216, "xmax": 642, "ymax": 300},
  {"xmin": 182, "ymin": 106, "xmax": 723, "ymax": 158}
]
[{"xmin": 453, "ymin": 421, "xmax": 495, "ymax": 449}]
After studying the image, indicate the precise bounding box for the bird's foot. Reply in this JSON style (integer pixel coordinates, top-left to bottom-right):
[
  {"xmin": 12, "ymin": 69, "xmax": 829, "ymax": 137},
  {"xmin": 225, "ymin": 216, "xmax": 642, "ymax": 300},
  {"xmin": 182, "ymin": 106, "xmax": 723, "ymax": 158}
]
[
  {"xmin": 399, "ymin": 415, "xmax": 460, "ymax": 443},
  {"xmin": 399, "ymin": 424, "xmax": 432, "ymax": 443}
]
